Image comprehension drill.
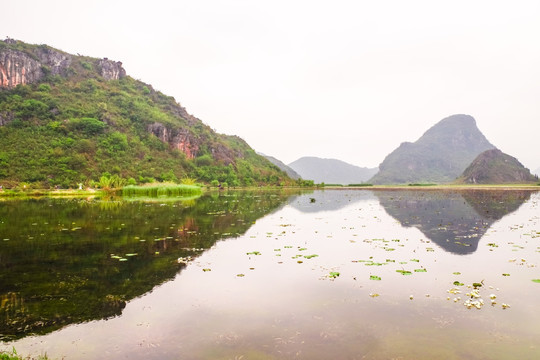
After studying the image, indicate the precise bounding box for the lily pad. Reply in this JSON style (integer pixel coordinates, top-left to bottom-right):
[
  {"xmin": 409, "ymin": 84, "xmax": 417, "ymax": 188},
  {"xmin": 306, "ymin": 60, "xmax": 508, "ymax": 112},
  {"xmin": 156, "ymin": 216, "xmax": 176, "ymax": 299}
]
[
  {"xmin": 532, "ymin": 279, "xmax": 540, "ymax": 283},
  {"xmin": 328, "ymin": 272, "xmax": 340, "ymax": 279},
  {"xmin": 453, "ymin": 281, "xmax": 464, "ymax": 286},
  {"xmin": 414, "ymin": 268, "xmax": 427, "ymax": 273},
  {"xmin": 370, "ymin": 275, "xmax": 382, "ymax": 281}
]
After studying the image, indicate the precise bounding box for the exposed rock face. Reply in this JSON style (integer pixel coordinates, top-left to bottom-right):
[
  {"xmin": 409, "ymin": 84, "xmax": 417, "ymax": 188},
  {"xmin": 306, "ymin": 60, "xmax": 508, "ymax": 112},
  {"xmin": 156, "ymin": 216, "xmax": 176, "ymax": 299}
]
[
  {"xmin": 0, "ymin": 41, "xmax": 72, "ymax": 88},
  {"xmin": 0, "ymin": 39, "xmax": 125, "ymax": 88},
  {"xmin": 370, "ymin": 114, "xmax": 495, "ymax": 184},
  {"xmin": 147, "ymin": 122, "xmax": 200, "ymax": 159},
  {"xmin": 98, "ymin": 58, "xmax": 126, "ymax": 80},
  {"xmin": 147, "ymin": 122, "xmax": 243, "ymax": 164},
  {"xmin": 0, "ymin": 48, "xmax": 44, "ymax": 88},
  {"xmin": 458, "ymin": 149, "xmax": 537, "ymax": 184}
]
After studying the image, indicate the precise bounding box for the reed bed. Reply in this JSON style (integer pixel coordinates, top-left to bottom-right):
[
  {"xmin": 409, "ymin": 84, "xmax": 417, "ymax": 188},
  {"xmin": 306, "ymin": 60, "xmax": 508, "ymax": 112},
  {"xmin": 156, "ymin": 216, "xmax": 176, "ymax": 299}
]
[{"xmin": 121, "ymin": 183, "xmax": 202, "ymax": 197}]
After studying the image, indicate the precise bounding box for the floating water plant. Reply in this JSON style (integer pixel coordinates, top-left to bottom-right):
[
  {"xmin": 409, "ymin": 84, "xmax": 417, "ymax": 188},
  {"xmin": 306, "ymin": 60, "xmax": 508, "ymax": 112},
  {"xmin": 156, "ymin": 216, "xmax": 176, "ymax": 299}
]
[
  {"xmin": 246, "ymin": 251, "xmax": 261, "ymax": 255},
  {"xmin": 414, "ymin": 268, "xmax": 427, "ymax": 272},
  {"xmin": 328, "ymin": 272, "xmax": 340, "ymax": 279},
  {"xmin": 370, "ymin": 275, "xmax": 381, "ymax": 281},
  {"xmin": 532, "ymin": 279, "xmax": 540, "ymax": 283},
  {"xmin": 396, "ymin": 270, "xmax": 412, "ymax": 275}
]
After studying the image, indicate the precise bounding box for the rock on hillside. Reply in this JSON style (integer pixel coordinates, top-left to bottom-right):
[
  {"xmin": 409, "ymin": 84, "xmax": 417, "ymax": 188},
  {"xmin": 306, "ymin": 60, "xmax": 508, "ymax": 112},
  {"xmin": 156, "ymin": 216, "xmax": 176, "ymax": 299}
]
[
  {"xmin": 370, "ymin": 114, "xmax": 495, "ymax": 184},
  {"xmin": 289, "ymin": 157, "xmax": 378, "ymax": 185},
  {"xmin": 457, "ymin": 149, "xmax": 537, "ymax": 184}
]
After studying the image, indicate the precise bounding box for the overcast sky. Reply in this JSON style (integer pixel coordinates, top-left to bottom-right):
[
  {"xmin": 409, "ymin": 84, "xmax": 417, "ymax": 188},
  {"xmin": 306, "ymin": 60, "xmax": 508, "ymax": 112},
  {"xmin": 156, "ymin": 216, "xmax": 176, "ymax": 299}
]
[{"xmin": 3, "ymin": 0, "xmax": 540, "ymax": 170}]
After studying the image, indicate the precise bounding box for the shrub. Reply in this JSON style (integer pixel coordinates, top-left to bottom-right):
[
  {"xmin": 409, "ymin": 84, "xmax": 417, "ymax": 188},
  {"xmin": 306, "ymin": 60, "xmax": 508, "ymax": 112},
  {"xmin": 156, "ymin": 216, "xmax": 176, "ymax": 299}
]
[{"xmin": 68, "ymin": 117, "xmax": 106, "ymax": 135}]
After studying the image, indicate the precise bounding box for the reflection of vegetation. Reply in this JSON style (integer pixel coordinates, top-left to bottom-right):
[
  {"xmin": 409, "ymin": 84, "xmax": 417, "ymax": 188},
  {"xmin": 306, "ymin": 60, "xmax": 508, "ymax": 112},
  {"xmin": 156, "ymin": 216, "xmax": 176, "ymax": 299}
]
[
  {"xmin": 376, "ymin": 190, "xmax": 534, "ymax": 254},
  {"xmin": 0, "ymin": 190, "xmax": 298, "ymax": 340}
]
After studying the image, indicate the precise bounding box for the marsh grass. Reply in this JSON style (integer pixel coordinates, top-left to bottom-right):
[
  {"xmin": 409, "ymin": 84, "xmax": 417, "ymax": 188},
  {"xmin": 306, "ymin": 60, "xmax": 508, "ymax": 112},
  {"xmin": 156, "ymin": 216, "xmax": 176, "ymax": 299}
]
[
  {"xmin": 121, "ymin": 182, "xmax": 202, "ymax": 198},
  {"xmin": 0, "ymin": 348, "xmax": 49, "ymax": 360}
]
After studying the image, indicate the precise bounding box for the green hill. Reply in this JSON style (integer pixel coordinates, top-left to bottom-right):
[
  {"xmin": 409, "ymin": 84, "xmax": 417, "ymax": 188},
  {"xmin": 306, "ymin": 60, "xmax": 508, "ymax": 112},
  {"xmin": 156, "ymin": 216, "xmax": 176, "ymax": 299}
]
[
  {"xmin": 0, "ymin": 39, "xmax": 290, "ymax": 188},
  {"xmin": 370, "ymin": 114, "xmax": 495, "ymax": 184},
  {"xmin": 456, "ymin": 149, "xmax": 537, "ymax": 184}
]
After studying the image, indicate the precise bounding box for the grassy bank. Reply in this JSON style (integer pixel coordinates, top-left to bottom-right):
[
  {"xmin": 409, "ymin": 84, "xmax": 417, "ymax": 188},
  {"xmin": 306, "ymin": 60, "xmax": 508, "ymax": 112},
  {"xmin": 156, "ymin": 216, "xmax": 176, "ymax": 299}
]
[{"xmin": 0, "ymin": 188, "xmax": 103, "ymax": 198}]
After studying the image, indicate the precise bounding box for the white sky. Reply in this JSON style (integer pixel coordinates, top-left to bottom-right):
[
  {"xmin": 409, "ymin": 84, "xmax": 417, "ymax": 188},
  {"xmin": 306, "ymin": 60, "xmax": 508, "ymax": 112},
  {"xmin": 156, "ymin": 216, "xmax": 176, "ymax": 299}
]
[{"xmin": 3, "ymin": 0, "xmax": 540, "ymax": 170}]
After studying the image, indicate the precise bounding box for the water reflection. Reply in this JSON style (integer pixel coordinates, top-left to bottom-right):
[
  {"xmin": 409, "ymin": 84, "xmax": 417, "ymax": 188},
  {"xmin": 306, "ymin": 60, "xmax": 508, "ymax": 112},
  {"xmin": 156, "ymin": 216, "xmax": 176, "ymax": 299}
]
[
  {"xmin": 375, "ymin": 189, "xmax": 533, "ymax": 254},
  {"xmin": 289, "ymin": 189, "xmax": 375, "ymax": 213},
  {"xmin": 0, "ymin": 190, "xmax": 298, "ymax": 340}
]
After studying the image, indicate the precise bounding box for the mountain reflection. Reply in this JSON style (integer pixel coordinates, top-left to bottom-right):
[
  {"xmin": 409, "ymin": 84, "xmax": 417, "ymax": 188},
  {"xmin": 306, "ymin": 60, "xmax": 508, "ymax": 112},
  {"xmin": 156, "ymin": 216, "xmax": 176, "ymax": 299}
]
[
  {"xmin": 0, "ymin": 190, "xmax": 297, "ymax": 341},
  {"xmin": 375, "ymin": 190, "xmax": 533, "ymax": 255},
  {"xmin": 289, "ymin": 189, "xmax": 376, "ymax": 213}
]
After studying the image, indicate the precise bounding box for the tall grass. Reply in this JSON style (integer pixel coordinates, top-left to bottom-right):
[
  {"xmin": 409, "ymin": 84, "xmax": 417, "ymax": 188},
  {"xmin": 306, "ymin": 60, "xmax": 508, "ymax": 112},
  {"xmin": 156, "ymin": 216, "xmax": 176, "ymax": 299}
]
[{"xmin": 121, "ymin": 182, "xmax": 202, "ymax": 197}]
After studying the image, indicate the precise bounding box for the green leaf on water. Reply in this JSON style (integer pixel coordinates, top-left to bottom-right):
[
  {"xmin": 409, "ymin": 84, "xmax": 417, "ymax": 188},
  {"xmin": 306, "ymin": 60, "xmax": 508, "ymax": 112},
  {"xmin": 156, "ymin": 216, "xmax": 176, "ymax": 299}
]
[
  {"xmin": 453, "ymin": 281, "xmax": 464, "ymax": 286},
  {"xmin": 453, "ymin": 272, "xmax": 461, "ymax": 275},
  {"xmin": 410, "ymin": 259, "xmax": 420, "ymax": 262},
  {"xmin": 532, "ymin": 279, "xmax": 540, "ymax": 283},
  {"xmin": 370, "ymin": 275, "xmax": 381, "ymax": 281},
  {"xmin": 502, "ymin": 273, "xmax": 510, "ymax": 276},
  {"xmin": 304, "ymin": 254, "xmax": 319, "ymax": 259},
  {"xmin": 237, "ymin": 274, "xmax": 245, "ymax": 277},
  {"xmin": 246, "ymin": 251, "xmax": 261, "ymax": 255},
  {"xmin": 328, "ymin": 272, "xmax": 340, "ymax": 278},
  {"xmin": 396, "ymin": 270, "xmax": 412, "ymax": 275},
  {"xmin": 414, "ymin": 268, "xmax": 427, "ymax": 272},
  {"xmin": 202, "ymin": 268, "xmax": 211, "ymax": 272},
  {"xmin": 298, "ymin": 247, "xmax": 307, "ymax": 251}
]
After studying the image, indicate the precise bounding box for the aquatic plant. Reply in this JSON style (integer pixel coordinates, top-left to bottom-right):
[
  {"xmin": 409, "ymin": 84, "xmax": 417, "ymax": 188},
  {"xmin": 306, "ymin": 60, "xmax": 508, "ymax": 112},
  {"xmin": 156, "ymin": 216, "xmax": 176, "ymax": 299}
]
[{"xmin": 121, "ymin": 183, "xmax": 202, "ymax": 197}]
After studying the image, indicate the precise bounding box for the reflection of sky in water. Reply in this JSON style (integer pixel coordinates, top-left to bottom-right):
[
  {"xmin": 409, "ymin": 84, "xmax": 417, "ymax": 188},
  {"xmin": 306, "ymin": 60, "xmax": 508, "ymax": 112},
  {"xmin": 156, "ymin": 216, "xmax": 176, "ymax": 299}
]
[{"xmin": 4, "ymin": 190, "xmax": 540, "ymax": 360}]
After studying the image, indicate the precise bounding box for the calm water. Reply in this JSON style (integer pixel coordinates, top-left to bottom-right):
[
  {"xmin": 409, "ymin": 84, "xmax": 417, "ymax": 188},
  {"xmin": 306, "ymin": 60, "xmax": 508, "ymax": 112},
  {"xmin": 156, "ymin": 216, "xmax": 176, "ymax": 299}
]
[{"xmin": 1, "ymin": 189, "xmax": 539, "ymax": 359}]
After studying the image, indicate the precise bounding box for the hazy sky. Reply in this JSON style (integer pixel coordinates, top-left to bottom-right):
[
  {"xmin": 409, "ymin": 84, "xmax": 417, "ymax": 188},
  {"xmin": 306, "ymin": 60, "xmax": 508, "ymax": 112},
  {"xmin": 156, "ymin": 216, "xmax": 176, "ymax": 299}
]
[{"xmin": 3, "ymin": 0, "xmax": 540, "ymax": 170}]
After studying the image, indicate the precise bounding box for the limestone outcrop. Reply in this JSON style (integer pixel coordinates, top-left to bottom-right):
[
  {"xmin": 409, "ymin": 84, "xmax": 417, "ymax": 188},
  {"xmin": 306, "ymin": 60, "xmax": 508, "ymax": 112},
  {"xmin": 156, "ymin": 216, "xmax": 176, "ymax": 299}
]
[
  {"xmin": 0, "ymin": 39, "xmax": 124, "ymax": 88},
  {"xmin": 98, "ymin": 58, "xmax": 126, "ymax": 80}
]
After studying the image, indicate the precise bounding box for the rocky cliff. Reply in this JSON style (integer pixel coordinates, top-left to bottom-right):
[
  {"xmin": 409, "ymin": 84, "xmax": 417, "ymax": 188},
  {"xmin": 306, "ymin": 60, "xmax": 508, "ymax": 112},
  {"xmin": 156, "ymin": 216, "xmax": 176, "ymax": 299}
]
[{"xmin": 0, "ymin": 39, "xmax": 124, "ymax": 89}]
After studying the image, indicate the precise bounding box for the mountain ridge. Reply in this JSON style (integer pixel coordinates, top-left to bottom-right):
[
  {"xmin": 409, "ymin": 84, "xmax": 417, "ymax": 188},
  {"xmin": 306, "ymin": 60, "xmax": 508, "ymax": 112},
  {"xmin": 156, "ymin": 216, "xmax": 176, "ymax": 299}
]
[{"xmin": 288, "ymin": 156, "xmax": 378, "ymax": 185}]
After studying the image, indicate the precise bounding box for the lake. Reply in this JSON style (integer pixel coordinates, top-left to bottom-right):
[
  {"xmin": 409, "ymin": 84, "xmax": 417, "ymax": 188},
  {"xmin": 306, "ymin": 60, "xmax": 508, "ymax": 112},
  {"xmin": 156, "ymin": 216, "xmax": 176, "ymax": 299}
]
[{"xmin": 1, "ymin": 189, "xmax": 539, "ymax": 359}]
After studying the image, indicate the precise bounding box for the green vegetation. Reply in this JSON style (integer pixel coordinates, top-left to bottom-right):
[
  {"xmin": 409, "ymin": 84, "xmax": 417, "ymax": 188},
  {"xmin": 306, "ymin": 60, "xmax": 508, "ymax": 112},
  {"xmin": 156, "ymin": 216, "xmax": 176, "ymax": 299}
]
[
  {"xmin": 0, "ymin": 40, "xmax": 291, "ymax": 188},
  {"xmin": 348, "ymin": 183, "xmax": 373, "ymax": 187},
  {"xmin": 121, "ymin": 183, "xmax": 202, "ymax": 197},
  {"xmin": 0, "ymin": 348, "xmax": 49, "ymax": 360}
]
